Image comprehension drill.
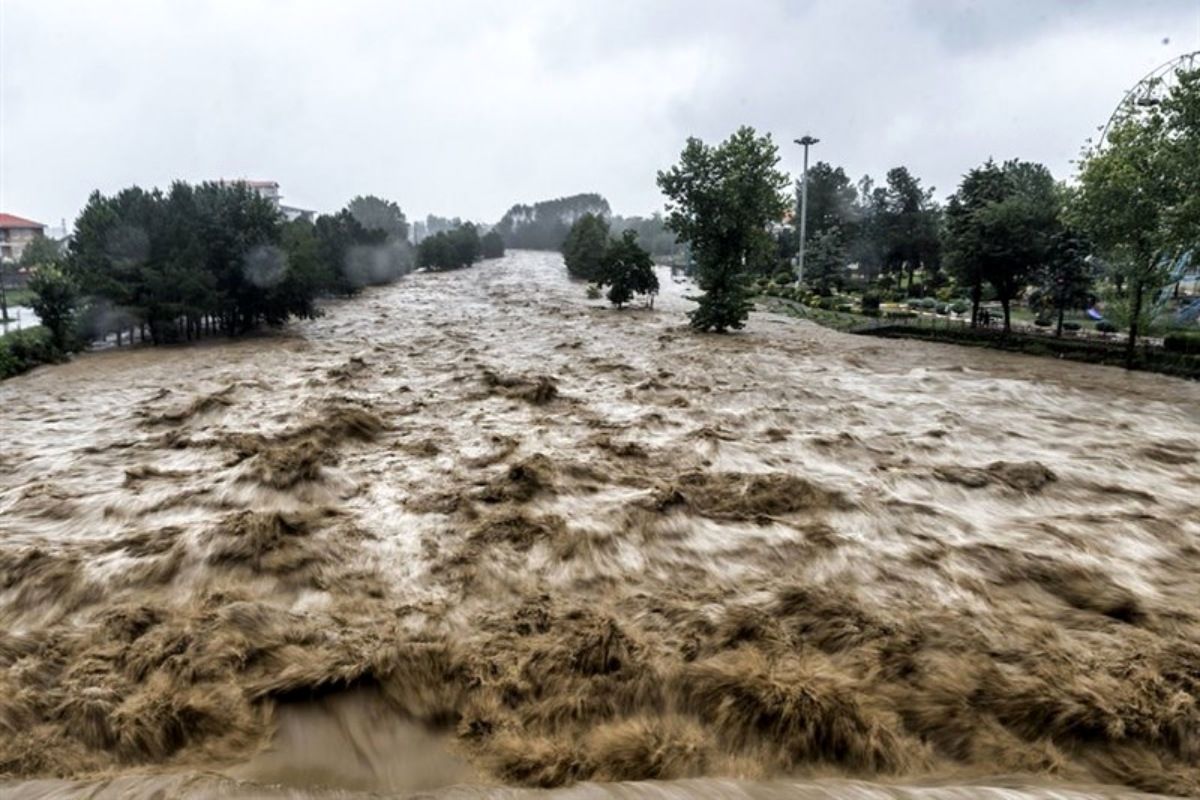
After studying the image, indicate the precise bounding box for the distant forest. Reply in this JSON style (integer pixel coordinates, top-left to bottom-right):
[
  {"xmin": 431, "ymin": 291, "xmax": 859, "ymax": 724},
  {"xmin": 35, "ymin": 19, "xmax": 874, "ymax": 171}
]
[{"xmin": 494, "ymin": 193, "xmax": 679, "ymax": 257}]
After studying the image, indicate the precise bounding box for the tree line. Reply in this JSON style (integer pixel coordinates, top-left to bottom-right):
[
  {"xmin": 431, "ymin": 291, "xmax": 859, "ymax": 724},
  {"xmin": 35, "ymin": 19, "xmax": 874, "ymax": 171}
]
[
  {"xmin": 19, "ymin": 186, "xmax": 434, "ymax": 354},
  {"xmin": 415, "ymin": 224, "xmax": 506, "ymax": 270},
  {"xmin": 652, "ymin": 63, "xmax": 1198, "ymax": 361}
]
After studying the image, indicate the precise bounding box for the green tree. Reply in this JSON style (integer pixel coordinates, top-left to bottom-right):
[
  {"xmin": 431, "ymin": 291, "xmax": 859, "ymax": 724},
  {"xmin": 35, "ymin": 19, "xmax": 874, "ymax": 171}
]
[
  {"xmin": 805, "ymin": 228, "xmax": 848, "ymax": 296},
  {"xmin": 946, "ymin": 160, "xmax": 1007, "ymax": 326},
  {"xmin": 561, "ymin": 213, "xmax": 610, "ymax": 282},
  {"xmin": 28, "ymin": 264, "xmax": 79, "ymax": 350},
  {"xmin": 598, "ymin": 230, "xmax": 658, "ymax": 309},
  {"xmin": 346, "ymin": 195, "xmax": 409, "ymax": 241},
  {"xmin": 1032, "ymin": 226, "xmax": 1094, "ymax": 337},
  {"xmin": 481, "ymin": 230, "xmax": 506, "ymax": 259},
  {"xmin": 979, "ymin": 161, "xmax": 1059, "ymax": 332},
  {"xmin": 657, "ymin": 126, "xmax": 789, "ymax": 332},
  {"xmin": 1073, "ymin": 65, "xmax": 1200, "ymax": 365},
  {"xmin": 877, "ymin": 167, "xmax": 941, "ymax": 295}
]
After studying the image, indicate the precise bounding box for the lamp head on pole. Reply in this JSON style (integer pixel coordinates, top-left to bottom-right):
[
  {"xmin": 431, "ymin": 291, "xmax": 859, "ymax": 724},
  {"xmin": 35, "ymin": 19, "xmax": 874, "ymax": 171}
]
[{"xmin": 794, "ymin": 135, "xmax": 819, "ymax": 147}]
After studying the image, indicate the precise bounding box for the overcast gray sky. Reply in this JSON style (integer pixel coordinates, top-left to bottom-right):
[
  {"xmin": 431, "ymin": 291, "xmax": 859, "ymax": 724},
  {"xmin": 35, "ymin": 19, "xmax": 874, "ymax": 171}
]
[{"xmin": 2, "ymin": 0, "xmax": 1199, "ymax": 229}]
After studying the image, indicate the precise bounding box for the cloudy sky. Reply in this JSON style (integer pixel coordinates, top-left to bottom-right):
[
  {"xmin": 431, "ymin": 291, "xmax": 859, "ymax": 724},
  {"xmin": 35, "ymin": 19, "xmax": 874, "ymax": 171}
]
[{"xmin": 2, "ymin": 0, "xmax": 1198, "ymax": 229}]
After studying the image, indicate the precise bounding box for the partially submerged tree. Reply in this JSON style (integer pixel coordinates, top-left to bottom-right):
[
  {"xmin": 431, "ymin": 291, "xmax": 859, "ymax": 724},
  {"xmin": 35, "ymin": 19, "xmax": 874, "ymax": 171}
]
[
  {"xmin": 598, "ymin": 230, "xmax": 658, "ymax": 309},
  {"xmin": 562, "ymin": 213, "xmax": 610, "ymax": 282},
  {"xmin": 657, "ymin": 126, "xmax": 789, "ymax": 332},
  {"xmin": 417, "ymin": 224, "xmax": 481, "ymax": 271}
]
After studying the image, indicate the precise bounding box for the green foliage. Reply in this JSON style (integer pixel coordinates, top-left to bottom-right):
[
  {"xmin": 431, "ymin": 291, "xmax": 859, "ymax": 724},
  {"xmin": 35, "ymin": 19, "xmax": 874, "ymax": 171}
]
[
  {"xmin": 658, "ymin": 126, "xmax": 790, "ymax": 332},
  {"xmin": 1062, "ymin": 321, "xmax": 1082, "ymax": 332},
  {"xmin": 495, "ymin": 194, "xmax": 611, "ymax": 250},
  {"xmin": 67, "ymin": 181, "xmax": 348, "ymax": 344},
  {"xmin": 346, "ymin": 195, "xmax": 409, "ymax": 241},
  {"xmin": 805, "ymin": 228, "xmax": 847, "ymax": 296},
  {"xmin": 950, "ymin": 301, "xmax": 969, "ymax": 315},
  {"xmin": 585, "ymin": 284, "xmax": 602, "ymax": 300},
  {"xmin": 417, "ymin": 224, "xmax": 482, "ymax": 271},
  {"xmin": 18, "ymin": 235, "xmax": 61, "ymax": 269},
  {"xmin": 946, "ymin": 159, "xmax": 1062, "ymax": 331},
  {"xmin": 562, "ymin": 213, "xmax": 610, "ymax": 282},
  {"xmin": 28, "ymin": 264, "xmax": 80, "ymax": 350},
  {"xmin": 1072, "ymin": 66, "xmax": 1200, "ymax": 361},
  {"xmin": 598, "ymin": 230, "xmax": 658, "ymax": 308},
  {"xmin": 481, "ymin": 230, "xmax": 506, "ymax": 259},
  {"xmin": 0, "ymin": 327, "xmax": 64, "ymax": 379},
  {"xmin": 860, "ymin": 293, "xmax": 882, "ymax": 313},
  {"xmin": 1096, "ymin": 321, "xmax": 1118, "ymax": 334}
]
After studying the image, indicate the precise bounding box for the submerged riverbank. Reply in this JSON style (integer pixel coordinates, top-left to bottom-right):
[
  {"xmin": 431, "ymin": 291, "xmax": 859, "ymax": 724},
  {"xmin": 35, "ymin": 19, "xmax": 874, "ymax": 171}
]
[{"xmin": 2, "ymin": 251, "xmax": 1199, "ymax": 797}]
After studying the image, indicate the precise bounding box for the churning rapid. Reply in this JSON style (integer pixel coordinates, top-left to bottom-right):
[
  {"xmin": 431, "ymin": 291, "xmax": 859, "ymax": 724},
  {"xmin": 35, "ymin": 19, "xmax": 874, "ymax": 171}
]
[{"xmin": 2, "ymin": 250, "xmax": 1199, "ymax": 800}]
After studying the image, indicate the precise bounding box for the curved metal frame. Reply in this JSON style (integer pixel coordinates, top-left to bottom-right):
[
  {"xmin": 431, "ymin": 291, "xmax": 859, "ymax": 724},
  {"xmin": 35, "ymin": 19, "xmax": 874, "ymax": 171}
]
[{"xmin": 1097, "ymin": 50, "xmax": 1200, "ymax": 147}]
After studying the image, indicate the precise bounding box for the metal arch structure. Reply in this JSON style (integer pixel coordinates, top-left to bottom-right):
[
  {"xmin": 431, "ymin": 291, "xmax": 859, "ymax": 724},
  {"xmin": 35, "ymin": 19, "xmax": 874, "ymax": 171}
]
[{"xmin": 1097, "ymin": 50, "xmax": 1200, "ymax": 148}]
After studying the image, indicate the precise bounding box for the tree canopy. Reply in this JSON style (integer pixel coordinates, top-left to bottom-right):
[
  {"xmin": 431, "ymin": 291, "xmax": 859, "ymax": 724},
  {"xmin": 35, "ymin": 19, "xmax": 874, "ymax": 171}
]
[
  {"xmin": 657, "ymin": 126, "xmax": 790, "ymax": 332},
  {"xmin": 598, "ymin": 230, "xmax": 658, "ymax": 308},
  {"xmin": 1072, "ymin": 65, "xmax": 1200, "ymax": 361}
]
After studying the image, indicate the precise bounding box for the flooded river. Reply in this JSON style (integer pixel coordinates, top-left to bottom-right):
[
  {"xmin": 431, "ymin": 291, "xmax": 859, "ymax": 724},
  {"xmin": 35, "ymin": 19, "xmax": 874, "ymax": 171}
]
[{"xmin": 1, "ymin": 251, "xmax": 1198, "ymax": 798}]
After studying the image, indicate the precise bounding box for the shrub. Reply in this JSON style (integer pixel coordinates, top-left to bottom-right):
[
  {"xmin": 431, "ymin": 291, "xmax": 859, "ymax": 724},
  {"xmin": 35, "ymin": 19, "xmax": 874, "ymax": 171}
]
[
  {"xmin": 885, "ymin": 310, "xmax": 918, "ymax": 320},
  {"xmin": 1062, "ymin": 321, "xmax": 1081, "ymax": 332},
  {"xmin": 1033, "ymin": 317, "xmax": 1052, "ymax": 328},
  {"xmin": 1163, "ymin": 332, "xmax": 1200, "ymax": 354},
  {"xmin": 936, "ymin": 303, "xmax": 950, "ymax": 315},
  {"xmin": 905, "ymin": 298, "xmax": 922, "ymax": 309},
  {"xmin": 837, "ymin": 304, "xmax": 853, "ymax": 313},
  {"xmin": 0, "ymin": 327, "xmax": 63, "ymax": 380},
  {"xmin": 585, "ymin": 284, "xmax": 602, "ymax": 300},
  {"xmin": 1096, "ymin": 321, "xmax": 1117, "ymax": 334},
  {"xmin": 920, "ymin": 297, "xmax": 936, "ymax": 310},
  {"xmin": 860, "ymin": 293, "xmax": 881, "ymax": 314},
  {"xmin": 950, "ymin": 301, "xmax": 968, "ymax": 315}
]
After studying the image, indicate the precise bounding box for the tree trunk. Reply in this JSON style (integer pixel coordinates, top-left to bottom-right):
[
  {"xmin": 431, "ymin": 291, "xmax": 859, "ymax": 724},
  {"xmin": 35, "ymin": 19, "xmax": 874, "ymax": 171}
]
[
  {"xmin": 1001, "ymin": 298, "xmax": 1011, "ymax": 333},
  {"xmin": 1056, "ymin": 304, "xmax": 1064, "ymax": 338},
  {"xmin": 1125, "ymin": 280, "xmax": 1144, "ymax": 369},
  {"xmin": 970, "ymin": 283, "xmax": 982, "ymax": 330}
]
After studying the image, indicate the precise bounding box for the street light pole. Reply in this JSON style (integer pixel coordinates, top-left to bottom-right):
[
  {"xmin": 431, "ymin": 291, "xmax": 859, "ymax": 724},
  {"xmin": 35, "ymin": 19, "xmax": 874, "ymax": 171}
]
[{"xmin": 794, "ymin": 135, "xmax": 819, "ymax": 284}]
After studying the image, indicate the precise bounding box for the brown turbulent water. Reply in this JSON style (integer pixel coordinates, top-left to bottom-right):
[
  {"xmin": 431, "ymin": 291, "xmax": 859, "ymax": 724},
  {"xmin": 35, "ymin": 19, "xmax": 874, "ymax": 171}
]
[{"xmin": 1, "ymin": 250, "xmax": 1199, "ymax": 799}]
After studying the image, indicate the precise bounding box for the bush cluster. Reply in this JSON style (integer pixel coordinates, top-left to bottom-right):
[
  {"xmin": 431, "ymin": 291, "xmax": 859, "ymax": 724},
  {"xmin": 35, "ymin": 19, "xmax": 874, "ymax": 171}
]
[{"xmin": 0, "ymin": 327, "xmax": 65, "ymax": 379}]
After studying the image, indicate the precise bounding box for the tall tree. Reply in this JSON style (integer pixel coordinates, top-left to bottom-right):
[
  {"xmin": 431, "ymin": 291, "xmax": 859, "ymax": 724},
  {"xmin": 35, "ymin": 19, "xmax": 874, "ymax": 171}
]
[
  {"xmin": 561, "ymin": 213, "xmax": 610, "ymax": 282},
  {"xmin": 657, "ymin": 126, "xmax": 789, "ymax": 332},
  {"xmin": 879, "ymin": 167, "xmax": 941, "ymax": 295}
]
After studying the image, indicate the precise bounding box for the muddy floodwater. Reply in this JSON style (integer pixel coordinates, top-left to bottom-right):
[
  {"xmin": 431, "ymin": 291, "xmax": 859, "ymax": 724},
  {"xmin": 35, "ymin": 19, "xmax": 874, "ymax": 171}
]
[{"xmin": 2, "ymin": 251, "xmax": 1199, "ymax": 799}]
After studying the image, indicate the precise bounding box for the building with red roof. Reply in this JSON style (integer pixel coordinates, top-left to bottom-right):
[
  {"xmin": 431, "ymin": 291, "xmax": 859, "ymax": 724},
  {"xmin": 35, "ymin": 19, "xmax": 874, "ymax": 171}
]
[{"xmin": 0, "ymin": 214, "xmax": 47, "ymax": 263}]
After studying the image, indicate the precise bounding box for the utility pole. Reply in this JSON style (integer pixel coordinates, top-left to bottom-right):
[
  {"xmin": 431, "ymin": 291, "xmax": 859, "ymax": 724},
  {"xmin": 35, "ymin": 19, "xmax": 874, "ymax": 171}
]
[{"xmin": 794, "ymin": 135, "xmax": 819, "ymax": 284}]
